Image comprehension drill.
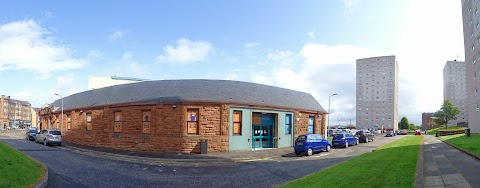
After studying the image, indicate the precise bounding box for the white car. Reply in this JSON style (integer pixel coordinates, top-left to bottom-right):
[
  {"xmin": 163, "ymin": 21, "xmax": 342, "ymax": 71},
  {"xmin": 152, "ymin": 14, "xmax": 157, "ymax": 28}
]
[{"xmin": 36, "ymin": 129, "xmax": 62, "ymax": 146}]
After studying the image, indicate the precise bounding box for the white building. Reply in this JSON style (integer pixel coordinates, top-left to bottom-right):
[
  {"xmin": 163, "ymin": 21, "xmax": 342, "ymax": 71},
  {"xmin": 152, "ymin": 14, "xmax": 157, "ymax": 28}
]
[
  {"xmin": 88, "ymin": 76, "xmax": 147, "ymax": 90},
  {"xmin": 356, "ymin": 55, "xmax": 399, "ymax": 131},
  {"xmin": 461, "ymin": 0, "xmax": 480, "ymax": 133},
  {"xmin": 443, "ymin": 61, "xmax": 468, "ymax": 126}
]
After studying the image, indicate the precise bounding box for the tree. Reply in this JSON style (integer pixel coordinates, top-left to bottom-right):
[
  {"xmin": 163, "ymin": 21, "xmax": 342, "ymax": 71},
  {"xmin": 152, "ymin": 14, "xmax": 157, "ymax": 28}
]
[
  {"xmin": 408, "ymin": 123, "xmax": 415, "ymax": 130},
  {"xmin": 434, "ymin": 100, "xmax": 460, "ymax": 129},
  {"xmin": 400, "ymin": 117, "xmax": 409, "ymax": 130}
]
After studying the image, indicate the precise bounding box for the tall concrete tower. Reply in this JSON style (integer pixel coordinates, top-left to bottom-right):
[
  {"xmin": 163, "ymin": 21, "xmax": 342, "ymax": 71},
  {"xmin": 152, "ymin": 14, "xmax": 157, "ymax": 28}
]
[
  {"xmin": 356, "ymin": 55, "xmax": 399, "ymax": 131},
  {"xmin": 461, "ymin": 0, "xmax": 480, "ymax": 133},
  {"xmin": 443, "ymin": 61, "xmax": 468, "ymax": 126}
]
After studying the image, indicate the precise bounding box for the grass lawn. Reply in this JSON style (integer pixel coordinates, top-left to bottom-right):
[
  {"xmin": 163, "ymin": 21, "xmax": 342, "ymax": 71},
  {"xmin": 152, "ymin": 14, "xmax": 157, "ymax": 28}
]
[
  {"xmin": 0, "ymin": 141, "xmax": 44, "ymax": 188},
  {"xmin": 438, "ymin": 133, "xmax": 480, "ymax": 156},
  {"xmin": 281, "ymin": 136, "xmax": 423, "ymax": 188},
  {"xmin": 427, "ymin": 126, "xmax": 463, "ymax": 135}
]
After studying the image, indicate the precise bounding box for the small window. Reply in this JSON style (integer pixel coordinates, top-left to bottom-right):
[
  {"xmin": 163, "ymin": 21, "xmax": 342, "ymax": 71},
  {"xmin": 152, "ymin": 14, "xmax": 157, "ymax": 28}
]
[
  {"xmin": 142, "ymin": 111, "xmax": 151, "ymax": 134},
  {"xmin": 308, "ymin": 116, "xmax": 314, "ymax": 133},
  {"xmin": 67, "ymin": 114, "xmax": 71, "ymax": 130},
  {"xmin": 285, "ymin": 114, "xmax": 292, "ymax": 135},
  {"xmin": 187, "ymin": 109, "xmax": 199, "ymax": 135},
  {"xmin": 86, "ymin": 113, "xmax": 92, "ymax": 131},
  {"xmin": 114, "ymin": 111, "xmax": 122, "ymax": 133},
  {"xmin": 233, "ymin": 111, "xmax": 242, "ymax": 135}
]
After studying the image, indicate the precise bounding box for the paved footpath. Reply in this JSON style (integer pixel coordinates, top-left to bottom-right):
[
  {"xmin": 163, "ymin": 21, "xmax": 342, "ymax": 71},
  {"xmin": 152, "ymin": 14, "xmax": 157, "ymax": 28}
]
[{"xmin": 423, "ymin": 135, "xmax": 480, "ymax": 188}]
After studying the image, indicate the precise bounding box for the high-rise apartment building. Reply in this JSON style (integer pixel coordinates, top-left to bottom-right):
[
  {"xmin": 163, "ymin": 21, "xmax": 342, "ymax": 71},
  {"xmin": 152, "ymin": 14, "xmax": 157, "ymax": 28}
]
[
  {"xmin": 443, "ymin": 61, "xmax": 468, "ymax": 126},
  {"xmin": 356, "ymin": 55, "xmax": 399, "ymax": 131},
  {"xmin": 0, "ymin": 95, "xmax": 32, "ymax": 128},
  {"xmin": 461, "ymin": 0, "xmax": 480, "ymax": 133}
]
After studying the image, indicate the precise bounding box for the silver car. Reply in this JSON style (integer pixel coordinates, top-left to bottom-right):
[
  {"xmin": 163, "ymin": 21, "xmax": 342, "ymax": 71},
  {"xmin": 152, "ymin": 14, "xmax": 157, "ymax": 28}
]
[{"xmin": 36, "ymin": 129, "xmax": 62, "ymax": 146}]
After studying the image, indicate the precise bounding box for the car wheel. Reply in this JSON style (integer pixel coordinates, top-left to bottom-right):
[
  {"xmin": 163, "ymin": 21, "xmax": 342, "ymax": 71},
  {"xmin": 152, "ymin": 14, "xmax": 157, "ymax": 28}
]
[
  {"xmin": 345, "ymin": 142, "xmax": 349, "ymax": 148},
  {"xmin": 58, "ymin": 143, "xmax": 61, "ymax": 146},
  {"xmin": 295, "ymin": 151, "xmax": 300, "ymax": 155},
  {"xmin": 307, "ymin": 148, "xmax": 313, "ymax": 156},
  {"xmin": 326, "ymin": 145, "xmax": 331, "ymax": 152},
  {"xmin": 44, "ymin": 139, "xmax": 48, "ymax": 146}
]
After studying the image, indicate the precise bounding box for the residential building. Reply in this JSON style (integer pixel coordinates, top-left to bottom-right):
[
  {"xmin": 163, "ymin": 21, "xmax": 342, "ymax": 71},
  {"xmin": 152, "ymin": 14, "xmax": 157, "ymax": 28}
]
[
  {"xmin": 0, "ymin": 95, "xmax": 32, "ymax": 128},
  {"xmin": 422, "ymin": 112, "xmax": 435, "ymax": 130},
  {"xmin": 461, "ymin": 0, "xmax": 480, "ymax": 133},
  {"xmin": 88, "ymin": 76, "xmax": 147, "ymax": 90},
  {"xmin": 31, "ymin": 107, "xmax": 40, "ymax": 128},
  {"xmin": 356, "ymin": 55, "xmax": 399, "ymax": 131},
  {"xmin": 41, "ymin": 79, "xmax": 327, "ymax": 153},
  {"xmin": 443, "ymin": 61, "xmax": 468, "ymax": 126}
]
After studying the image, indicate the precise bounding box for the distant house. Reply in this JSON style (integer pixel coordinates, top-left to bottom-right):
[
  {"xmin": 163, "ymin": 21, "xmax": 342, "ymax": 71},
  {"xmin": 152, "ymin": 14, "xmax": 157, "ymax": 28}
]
[{"xmin": 40, "ymin": 79, "xmax": 327, "ymax": 153}]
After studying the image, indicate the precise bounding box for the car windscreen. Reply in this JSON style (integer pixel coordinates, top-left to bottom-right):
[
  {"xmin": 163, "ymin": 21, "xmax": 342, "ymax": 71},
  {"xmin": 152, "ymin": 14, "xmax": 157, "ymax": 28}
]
[
  {"xmin": 334, "ymin": 134, "xmax": 344, "ymax": 139},
  {"xmin": 355, "ymin": 131, "xmax": 363, "ymax": 135},
  {"xmin": 296, "ymin": 135, "xmax": 307, "ymax": 141},
  {"xmin": 49, "ymin": 131, "xmax": 61, "ymax": 135},
  {"xmin": 28, "ymin": 130, "xmax": 37, "ymax": 133}
]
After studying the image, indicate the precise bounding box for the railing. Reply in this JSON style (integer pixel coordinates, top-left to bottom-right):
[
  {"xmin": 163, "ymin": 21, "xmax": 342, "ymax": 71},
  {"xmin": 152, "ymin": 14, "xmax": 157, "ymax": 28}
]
[{"xmin": 436, "ymin": 129, "xmax": 465, "ymax": 136}]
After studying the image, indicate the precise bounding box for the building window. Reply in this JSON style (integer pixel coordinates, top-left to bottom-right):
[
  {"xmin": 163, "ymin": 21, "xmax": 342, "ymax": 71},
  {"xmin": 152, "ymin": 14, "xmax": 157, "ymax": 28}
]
[
  {"xmin": 67, "ymin": 114, "xmax": 71, "ymax": 130},
  {"xmin": 187, "ymin": 109, "xmax": 199, "ymax": 135},
  {"xmin": 233, "ymin": 111, "xmax": 242, "ymax": 135},
  {"xmin": 285, "ymin": 114, "xmax": 292, "ymax": 135},
  {"xmin": 113, "ymin": 111, "xmax": 122, "ymax": 133},
  {"xmin": 142, "ymin": 111, "xmax": 151, "ymax": 134},
  {"xmin": 86, "ymin": 113, "xmax": 92, "ymax": 131},
  {"xmin": 308, "ymin": 116, "xmax": 314, "ymax": 133}
]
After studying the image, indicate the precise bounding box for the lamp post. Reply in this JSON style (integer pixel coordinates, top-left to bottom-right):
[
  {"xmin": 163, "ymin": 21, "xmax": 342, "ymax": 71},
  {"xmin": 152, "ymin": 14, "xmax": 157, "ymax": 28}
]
[
  {"xmin": 54, "ymin": 93, "xmax": 63, "ymax": 132},
  {"xmin": 328, "ymin": 93, "xmax": 338, "ymax": 130}
]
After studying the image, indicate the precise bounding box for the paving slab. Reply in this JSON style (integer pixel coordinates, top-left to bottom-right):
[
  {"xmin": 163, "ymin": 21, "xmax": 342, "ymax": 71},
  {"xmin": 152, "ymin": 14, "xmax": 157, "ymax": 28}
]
[
  {"xmin": 442, "ymin": 174, "xmax": 468, "ymax": 185},
  {"xmin": 426, "ymin": 176, "xmax": 445, "ymax": 187}
]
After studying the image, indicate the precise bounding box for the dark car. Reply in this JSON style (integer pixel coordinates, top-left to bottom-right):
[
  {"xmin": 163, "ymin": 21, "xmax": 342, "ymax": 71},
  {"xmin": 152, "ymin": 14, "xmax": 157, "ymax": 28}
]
[
  {"xmin": 332, "ymin": 133, "xmax": 359, "ymax": 148},
  {"xmin": 385, "ymin": 131, "xmax": 394, "ymax": 137},
  {"xmin": 294, "ymin": 134, "xmax": 331, "ymax": 156},
  {"xmin": 355, "ymin": 130, "xmax": 374, "ymax": 143},
  {"xmin": 25, "ymin": 128, "xmax": 38, "ymax": 141}
]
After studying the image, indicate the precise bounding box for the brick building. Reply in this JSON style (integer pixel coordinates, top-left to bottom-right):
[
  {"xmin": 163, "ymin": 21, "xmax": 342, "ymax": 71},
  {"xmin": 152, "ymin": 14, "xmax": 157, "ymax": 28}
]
[
  {"xmin": 1, "ymin": 95, "xmax": 32, "ymax": 128},
  {"xmin": 422, "ymin": 112, "xmax": 435, "ymax": 130},
  {"xmin": 40, "ymin": 79, "xmax": 327, "ymax": 153}
]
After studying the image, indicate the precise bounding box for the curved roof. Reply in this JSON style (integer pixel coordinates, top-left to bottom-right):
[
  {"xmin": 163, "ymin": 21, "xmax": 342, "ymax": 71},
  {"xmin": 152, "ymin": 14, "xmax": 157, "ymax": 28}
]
[{"xmin": 52, "ymin": 79, "xmax": 326, "ymax": 113}]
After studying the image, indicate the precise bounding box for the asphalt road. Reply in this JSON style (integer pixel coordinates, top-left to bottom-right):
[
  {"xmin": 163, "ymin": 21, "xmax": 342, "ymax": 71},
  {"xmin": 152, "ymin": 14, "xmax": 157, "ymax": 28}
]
[{"xmin": 1, "ymin": 130, "xmax": 406, "ymax": 188}]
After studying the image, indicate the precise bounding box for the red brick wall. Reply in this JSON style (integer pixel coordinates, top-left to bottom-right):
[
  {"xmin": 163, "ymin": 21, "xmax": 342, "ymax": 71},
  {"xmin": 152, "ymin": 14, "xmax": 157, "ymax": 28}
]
[{"xmin": 53, "ymin": 104, "xmax": 229, "ymax": 153}]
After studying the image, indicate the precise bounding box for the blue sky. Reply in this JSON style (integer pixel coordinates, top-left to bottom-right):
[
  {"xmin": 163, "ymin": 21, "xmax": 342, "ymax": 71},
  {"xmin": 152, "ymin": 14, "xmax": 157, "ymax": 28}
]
[{"xmin": 0, "ymin": 0, "xmax": 464, "ymax": 125}]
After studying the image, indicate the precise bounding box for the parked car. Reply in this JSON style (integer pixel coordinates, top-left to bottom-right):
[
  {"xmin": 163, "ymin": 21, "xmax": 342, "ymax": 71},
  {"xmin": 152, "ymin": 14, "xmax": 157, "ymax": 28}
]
[
  {"xmin": 294, "ymin": 133, "xmax": 331, "ymax": 156},
  {"xmin": 415, "ymin": 130, "xmax": 422, "ymax": 135},
  {"xmin": 25, "ymin": 128, "xmax": 38, "ymax": 141},
  {"xmin": 36, "ymin": 129, "xmax": 62, "ymax": 146},
  {"xmin": 385, "ymin": 131, "xmax": 394, "ymax": 137},
  {"xmin": 401, "ymin": 130, "xmax": 407, "ymax": 135},
  {"xmin": 332, "ymin": 133, "xmax": 359, "ymax": 148},
  {"xmin": 355, "ymin": 130, "xmax": 374, "ymax": 143}
]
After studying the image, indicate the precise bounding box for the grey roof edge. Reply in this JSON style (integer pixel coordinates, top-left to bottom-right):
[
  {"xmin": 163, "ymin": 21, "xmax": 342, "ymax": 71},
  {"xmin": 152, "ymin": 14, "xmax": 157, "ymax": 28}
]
[{"xmin": 51, "ymin": 79, "xmax": 326, "ymax": 113}]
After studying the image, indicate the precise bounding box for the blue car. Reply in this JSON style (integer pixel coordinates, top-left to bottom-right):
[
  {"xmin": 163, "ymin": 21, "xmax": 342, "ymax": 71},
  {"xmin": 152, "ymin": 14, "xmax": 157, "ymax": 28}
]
[
  {"xmin": 294, "ymin": 134, "xmax": 331, "ymax": 156},
  {"xmin": 332, "ymin": 133, "xmax": 359, "ymax": 148}
]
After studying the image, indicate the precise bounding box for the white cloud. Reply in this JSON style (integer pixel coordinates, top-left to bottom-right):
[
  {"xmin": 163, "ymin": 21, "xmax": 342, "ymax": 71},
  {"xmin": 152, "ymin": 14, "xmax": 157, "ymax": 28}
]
[
  {"xmin": 308, "ymin": 31, "xmax": 316, "ymax": 39},
  {"xmin": 0, "ymin": 19, "xmax": 85, "ymax": 77},
  {"xmin": 341, "ymin": 0, "xmax": 361, "ymax": 8},
  {"xmin": 244, "ymin": 42, "xmax": 260, "ymax": 48},
  {"xmin": 155, "ymin": 38, "xmax": 213, "ymax": 64},
  {"xmin": 112, "ymin": 52, "xmax": 150, "ymax": 78},
  {"xmin": 87, "ymin": 50, "xmax": 103, "ymax": 59},
  {"xmin": 109, "ymin": 30, "xmax": 125, "ymax": 42}
]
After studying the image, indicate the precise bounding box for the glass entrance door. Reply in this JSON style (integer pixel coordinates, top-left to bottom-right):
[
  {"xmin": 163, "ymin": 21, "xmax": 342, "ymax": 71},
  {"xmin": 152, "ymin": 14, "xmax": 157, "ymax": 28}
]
[{"xmin": 252, "ymin": 124, "xmax": 272, "ymax": 148}]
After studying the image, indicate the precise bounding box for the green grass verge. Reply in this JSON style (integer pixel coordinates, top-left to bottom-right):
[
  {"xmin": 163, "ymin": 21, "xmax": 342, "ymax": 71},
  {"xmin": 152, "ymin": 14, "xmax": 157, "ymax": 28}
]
[
  {"xmin": 0, "ymin": 141, "xmax": 44, "ymax": 188},
  {"xmin": 427, "ymin": 126, "xmax": 463, "ymax": 135},
  {"xmin": 438, "ymin": 133, "xmax": 480, "ymax": 156},
  {"xmin": 281, "ymin": 136, "xmax": 423, "ymax": 188}
]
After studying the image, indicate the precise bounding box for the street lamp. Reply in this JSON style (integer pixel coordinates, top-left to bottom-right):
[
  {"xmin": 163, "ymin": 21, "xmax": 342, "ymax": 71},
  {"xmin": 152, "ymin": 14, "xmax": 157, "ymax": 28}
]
[
  {"xmin": 54, "ymin": 93, "xmax": 63, "ymax": 132},
  {"xmin": 328, "ymin": 93, "xmax": 338, "ymax": 130}
]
